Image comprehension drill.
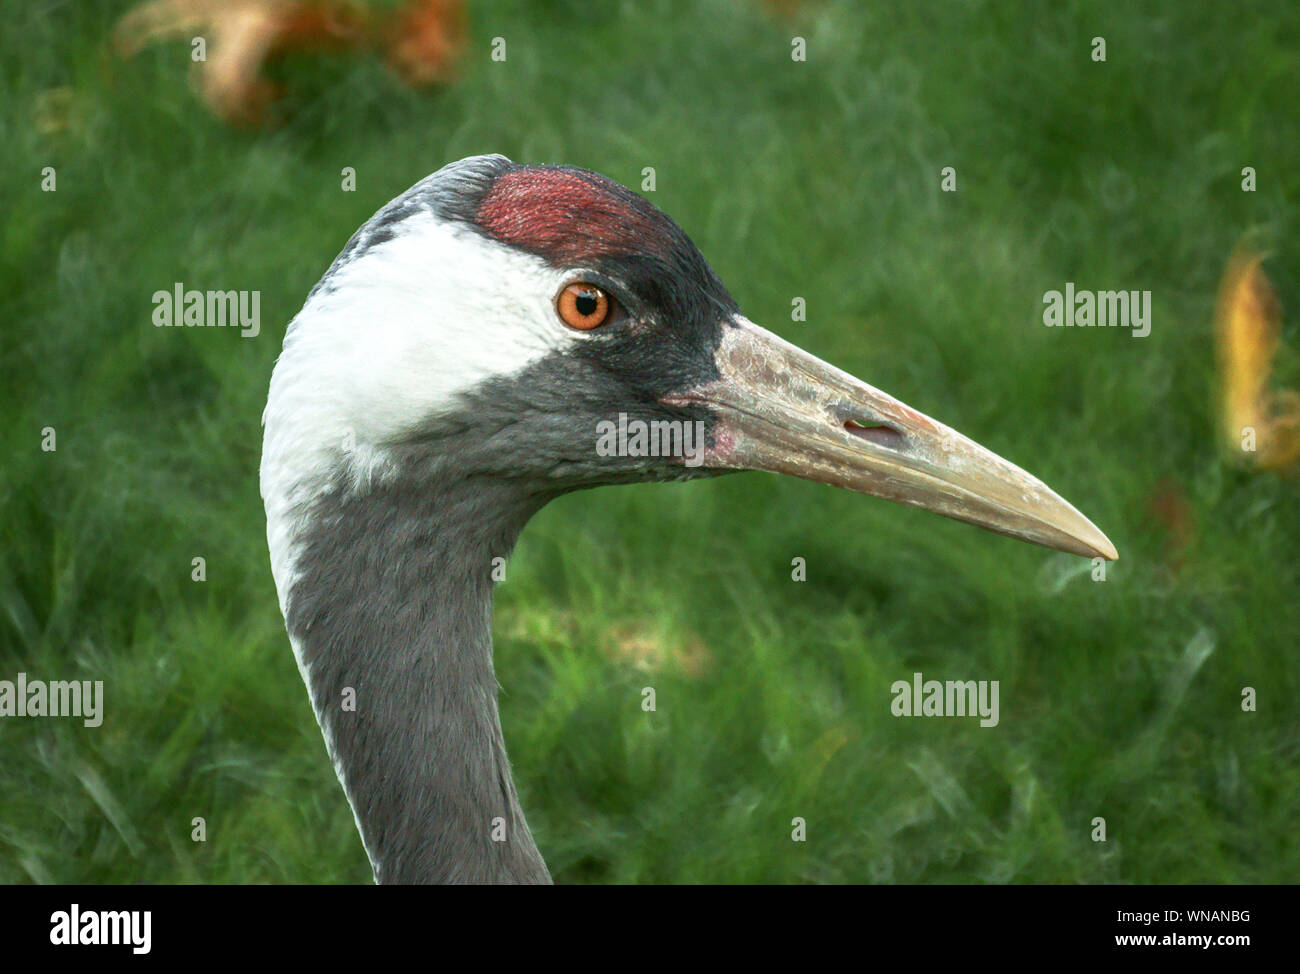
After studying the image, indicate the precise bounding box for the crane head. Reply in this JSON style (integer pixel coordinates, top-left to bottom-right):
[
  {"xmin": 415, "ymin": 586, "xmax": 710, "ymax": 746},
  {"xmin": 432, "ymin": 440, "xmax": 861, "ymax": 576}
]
[{"xmin": 263, "ymin": 154, "xmax": 1116, "ymax": 564}]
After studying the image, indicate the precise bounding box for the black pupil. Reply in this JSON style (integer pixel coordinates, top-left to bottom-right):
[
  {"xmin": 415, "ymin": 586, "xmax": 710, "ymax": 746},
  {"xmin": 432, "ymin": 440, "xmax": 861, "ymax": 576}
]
[{"xmin": 574, "ymin": 290, "xmax": 599, "ymax": 317}]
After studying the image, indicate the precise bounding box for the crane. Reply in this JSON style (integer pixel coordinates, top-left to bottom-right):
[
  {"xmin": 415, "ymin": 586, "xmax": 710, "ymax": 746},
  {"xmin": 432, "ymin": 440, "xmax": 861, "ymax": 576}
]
[{"xmin": 260, "ymin": 154, "xmax": 1117, "ymax": 883}]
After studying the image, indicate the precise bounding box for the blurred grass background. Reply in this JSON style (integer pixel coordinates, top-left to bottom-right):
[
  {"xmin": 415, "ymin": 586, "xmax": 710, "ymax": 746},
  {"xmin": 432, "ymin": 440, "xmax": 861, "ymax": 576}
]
[{"xmin": 2, "ymin": 0, "xmax": 1298, "ymax": 883}]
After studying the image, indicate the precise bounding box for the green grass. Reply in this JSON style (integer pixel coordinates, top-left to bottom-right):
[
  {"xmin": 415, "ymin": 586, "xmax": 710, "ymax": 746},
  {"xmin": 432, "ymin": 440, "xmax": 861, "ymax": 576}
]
[{"xmin": 2, "ymin": 0, "xmax": 1298, "ymax": 883}]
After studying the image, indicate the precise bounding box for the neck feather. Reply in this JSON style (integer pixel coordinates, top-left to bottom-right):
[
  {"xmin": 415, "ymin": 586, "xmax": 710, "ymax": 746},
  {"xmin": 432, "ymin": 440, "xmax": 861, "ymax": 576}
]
[{"xmin": 281, "ymin": 473, "xmax": 551, "ymax": 884}]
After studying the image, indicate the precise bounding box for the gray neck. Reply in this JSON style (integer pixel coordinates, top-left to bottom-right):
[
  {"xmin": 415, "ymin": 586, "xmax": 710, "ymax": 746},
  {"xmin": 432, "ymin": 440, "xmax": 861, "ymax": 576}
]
[{"xmin": 284, "ymin": 473, "xmax": 551, "ymax": 884}]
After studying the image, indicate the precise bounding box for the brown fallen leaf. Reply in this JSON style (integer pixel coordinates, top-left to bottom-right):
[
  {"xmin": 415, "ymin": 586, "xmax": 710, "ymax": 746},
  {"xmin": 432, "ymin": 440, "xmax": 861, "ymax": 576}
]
[
  {"xmin": 386, "ymin": 0, "xmax": 466, "ymax": 87},
  {"xmin": 496, "ymin": 605, "xmax": 714, "ymax": 680},
  {"xmin": 604, "ymin": 621, "xmax": 714, "ymax": 679},
  {"xmin": 1147, "ymin": 478, "xmax": 1194, "ymax": 571},
  {"xmin": 112, "ymin": 0, "xmax": 462, "ymax": 126}
]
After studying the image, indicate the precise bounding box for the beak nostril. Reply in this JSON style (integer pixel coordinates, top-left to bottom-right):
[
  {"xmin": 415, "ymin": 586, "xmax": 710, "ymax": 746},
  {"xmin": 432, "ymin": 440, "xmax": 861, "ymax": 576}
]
[{"xmin": 843, "ymin": 418, "xmax": 907, "ymax": 450}]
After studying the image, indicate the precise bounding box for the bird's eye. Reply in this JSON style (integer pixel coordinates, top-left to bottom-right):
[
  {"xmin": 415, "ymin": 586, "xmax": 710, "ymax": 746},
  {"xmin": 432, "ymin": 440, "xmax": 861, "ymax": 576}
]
[{"xmin": 556, "ymin": 282, "xmax": 612, "ymax": 330}]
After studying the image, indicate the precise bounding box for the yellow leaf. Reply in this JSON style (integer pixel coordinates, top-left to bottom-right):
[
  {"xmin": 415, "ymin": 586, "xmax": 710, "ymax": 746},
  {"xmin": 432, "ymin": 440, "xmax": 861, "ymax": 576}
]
[{"xmin": 1214, "ymin": 249, "xmax": 1300, "ymax": 471}]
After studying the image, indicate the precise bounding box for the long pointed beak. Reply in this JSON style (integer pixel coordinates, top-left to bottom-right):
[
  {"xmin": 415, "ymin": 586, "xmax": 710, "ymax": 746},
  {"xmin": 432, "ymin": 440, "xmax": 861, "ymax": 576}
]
[{"xmin": 665, "ymin": 317, "xmax": 1117, "ymax": 561}]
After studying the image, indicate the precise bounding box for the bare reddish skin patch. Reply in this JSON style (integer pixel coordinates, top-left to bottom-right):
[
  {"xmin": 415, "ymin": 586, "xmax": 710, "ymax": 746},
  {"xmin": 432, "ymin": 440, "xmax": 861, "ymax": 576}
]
[{"xmin": 476, "ymin": 168, "xmax": 669, "ymax": 265}]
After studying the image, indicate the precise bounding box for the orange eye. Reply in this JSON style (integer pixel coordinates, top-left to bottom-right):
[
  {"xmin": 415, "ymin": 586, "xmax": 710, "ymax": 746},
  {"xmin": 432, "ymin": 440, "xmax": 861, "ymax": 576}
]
[{"xmin": 557, "ymin": 283, "xmax": 611, "ymax": 330}]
